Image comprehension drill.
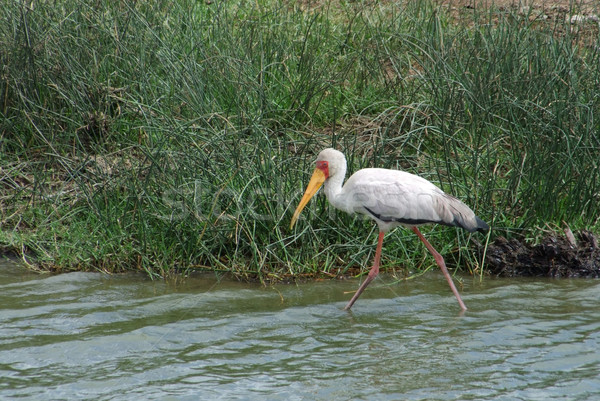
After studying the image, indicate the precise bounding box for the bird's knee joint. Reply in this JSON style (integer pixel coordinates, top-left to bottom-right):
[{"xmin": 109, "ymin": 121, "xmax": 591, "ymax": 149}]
[{"xmin": 367, "ymin": 269, "xmax": 379, "ymax": 279}]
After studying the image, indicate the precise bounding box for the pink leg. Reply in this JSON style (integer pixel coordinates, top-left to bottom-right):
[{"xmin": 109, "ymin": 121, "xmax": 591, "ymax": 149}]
[
  {"xmin": 344, "ymin": 231, "xmax": 385, "ymax": 310},
  {"xmin": 412, "ymin": 227, "xmax": 467, "ymax": 311}
]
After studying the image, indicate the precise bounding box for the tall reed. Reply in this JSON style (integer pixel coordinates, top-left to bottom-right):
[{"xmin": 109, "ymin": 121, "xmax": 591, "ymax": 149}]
[{"xmin": 1, "ymin": 0, "xmax": 598, "ymax": 277}]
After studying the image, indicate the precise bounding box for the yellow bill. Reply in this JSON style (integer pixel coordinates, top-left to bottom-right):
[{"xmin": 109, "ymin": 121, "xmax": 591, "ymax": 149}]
[{"xmin": 290, "ymin": 168, "xmax": 327, "ymax": 229}]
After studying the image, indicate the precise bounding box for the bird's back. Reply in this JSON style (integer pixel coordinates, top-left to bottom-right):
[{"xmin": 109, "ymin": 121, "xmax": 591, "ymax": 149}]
[{"xmin": 337, "ymin": 168, "xmax": 488, "ymax": 233}]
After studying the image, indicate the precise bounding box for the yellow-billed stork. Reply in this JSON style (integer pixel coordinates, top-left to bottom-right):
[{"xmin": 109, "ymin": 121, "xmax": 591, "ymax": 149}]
[{"xmin": 290, "ymin": 148, "xmax": 489, "ymax": 311}]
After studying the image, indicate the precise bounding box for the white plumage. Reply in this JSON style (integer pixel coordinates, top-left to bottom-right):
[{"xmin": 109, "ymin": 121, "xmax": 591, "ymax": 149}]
[{"xmin": 290, "ymin": 148, "xmax": 488, "ymax": 311}]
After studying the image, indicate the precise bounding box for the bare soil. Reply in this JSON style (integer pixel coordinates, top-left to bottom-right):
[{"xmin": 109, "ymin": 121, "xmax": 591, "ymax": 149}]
[
  {"xmin": 436, "ymin": 0, "xmax": 599, "ymax": 43},
  {"xmin": 436, "ymin": 0, "xmax": 598, "ymax": 17},
  {"xmin": 483, "ymin": 229, "xmax": 600, "ymax": 277}
]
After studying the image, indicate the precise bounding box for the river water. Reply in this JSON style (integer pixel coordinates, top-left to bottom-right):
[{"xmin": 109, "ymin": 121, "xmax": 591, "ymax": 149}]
[{"xmin": 1, "ymin": 259, "xmax": 599, "ymax": 400}]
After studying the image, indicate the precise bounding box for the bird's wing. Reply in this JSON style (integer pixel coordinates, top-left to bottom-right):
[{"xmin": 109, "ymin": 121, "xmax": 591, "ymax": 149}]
[{"xmin": 340, "ymin": 168, "xmax": 480, "ymax": 230}]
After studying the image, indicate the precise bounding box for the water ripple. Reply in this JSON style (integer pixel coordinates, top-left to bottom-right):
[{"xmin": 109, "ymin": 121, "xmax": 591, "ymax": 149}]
[{"xmin": 1, "ymin": 261, "xmax": 599, "ymax": 400}]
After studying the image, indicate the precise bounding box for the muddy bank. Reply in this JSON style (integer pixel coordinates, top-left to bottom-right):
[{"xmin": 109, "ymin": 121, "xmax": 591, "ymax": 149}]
[{"xmin": 484, "ymin": 230, "xmax": 600, "ymax": 278}]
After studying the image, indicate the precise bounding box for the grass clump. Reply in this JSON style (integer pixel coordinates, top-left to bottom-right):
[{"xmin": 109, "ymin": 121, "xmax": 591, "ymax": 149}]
[{"xmin": 1, "ymin": 0, "xmax": 599, "ymax": 279}]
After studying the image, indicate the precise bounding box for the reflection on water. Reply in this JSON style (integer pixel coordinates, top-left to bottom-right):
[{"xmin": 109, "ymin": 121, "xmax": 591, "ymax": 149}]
[{"xmin": 1, "ymin": 259, "xmax": 599, "ymax": 400}]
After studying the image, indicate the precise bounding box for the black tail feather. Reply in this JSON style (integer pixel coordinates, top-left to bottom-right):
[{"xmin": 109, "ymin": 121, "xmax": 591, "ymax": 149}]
[{"xmin": 473, "ymin": 216, "xmax": 490, "ymax": 233}]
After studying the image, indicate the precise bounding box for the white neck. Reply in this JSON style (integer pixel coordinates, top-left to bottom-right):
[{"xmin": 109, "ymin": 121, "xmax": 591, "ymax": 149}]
[{"xmin": 322, "ymin": 164, "xmax": 346, "ymax": 210}]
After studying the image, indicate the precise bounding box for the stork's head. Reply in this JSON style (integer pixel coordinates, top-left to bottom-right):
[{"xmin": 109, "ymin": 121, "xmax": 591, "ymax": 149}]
[{"xmin": 290, "ymin": 148, "xmax": 347, "ymax": 229}]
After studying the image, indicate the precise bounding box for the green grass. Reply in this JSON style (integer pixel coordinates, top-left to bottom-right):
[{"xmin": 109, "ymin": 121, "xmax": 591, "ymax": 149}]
[{"xmin": 1, "ymin": 0, "xmax": 599, "ymax": 279}]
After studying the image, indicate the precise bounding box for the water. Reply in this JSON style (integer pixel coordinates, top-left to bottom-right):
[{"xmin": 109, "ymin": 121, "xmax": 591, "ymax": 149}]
[{"xmin": 1, "ymin": 259, "xmax": 599, "ymax": 400}]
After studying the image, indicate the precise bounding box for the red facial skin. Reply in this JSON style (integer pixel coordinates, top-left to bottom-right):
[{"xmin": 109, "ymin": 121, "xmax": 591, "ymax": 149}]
[{"xmin": 316, "ymin": 160, "xmax": 329, "ymax": 179}]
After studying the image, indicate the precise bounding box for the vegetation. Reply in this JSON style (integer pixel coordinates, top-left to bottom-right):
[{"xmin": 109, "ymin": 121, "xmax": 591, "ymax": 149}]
[{"xmin": 1, "ymin": 0, "xmax": 599, "ymax": 279}]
